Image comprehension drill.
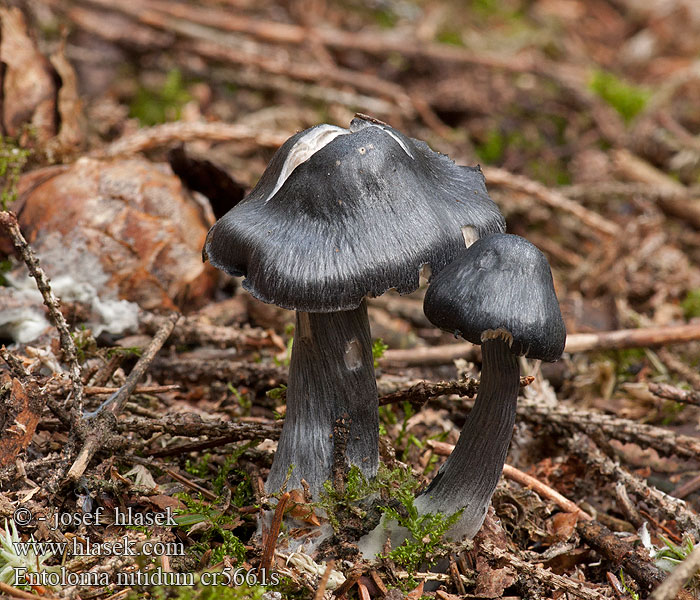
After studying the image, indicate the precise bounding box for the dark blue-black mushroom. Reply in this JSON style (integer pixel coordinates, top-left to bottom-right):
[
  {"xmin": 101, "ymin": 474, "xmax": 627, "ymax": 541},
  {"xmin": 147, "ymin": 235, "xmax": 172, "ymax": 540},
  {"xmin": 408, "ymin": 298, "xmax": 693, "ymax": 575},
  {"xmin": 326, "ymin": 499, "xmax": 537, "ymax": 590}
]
[
  {"xmin": 418, "ymin": 233, "xmax": 566, "ymax": 539},
  {"xmin": 203, "ymin": 116, "xmax": 505, "ymax": 496}
]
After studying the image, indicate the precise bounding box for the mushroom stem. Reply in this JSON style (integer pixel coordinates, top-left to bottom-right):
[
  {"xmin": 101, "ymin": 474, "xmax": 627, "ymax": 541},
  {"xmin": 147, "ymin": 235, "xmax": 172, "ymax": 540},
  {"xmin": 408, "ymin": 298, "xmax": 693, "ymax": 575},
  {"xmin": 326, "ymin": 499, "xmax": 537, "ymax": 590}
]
[
  {"xmin": 266, "ymin": 299, "xmax": 379, "ymax": 496},
  {"xmin": 415, "ymin": 338, "xmax": 520, "ymax": 538}
]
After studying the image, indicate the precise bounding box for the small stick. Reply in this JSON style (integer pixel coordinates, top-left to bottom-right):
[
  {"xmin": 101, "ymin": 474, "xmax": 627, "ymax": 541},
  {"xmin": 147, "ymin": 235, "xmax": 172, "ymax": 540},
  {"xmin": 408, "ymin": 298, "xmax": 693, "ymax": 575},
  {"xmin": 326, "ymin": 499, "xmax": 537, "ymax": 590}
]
[
  {"xmin": 577, "ymin": 520, "xmax": 668, "ymax": 596},
  {"xmin": 502, "ymin": 464, "xmax": 592, "ymax": 520},
  {"xmin": 381, "ymin": 323, "xmax": 700, "ymax": 367},
  {"xmin": 649, "ymin": 382, "xmax": 700, "ymax": 407},
  {"xmin": 332, "ymin": 566, "xmax": 365, "ymax": 598},
  {"xmin": 97, "ymin": 121, "xmax": 287, "ymax": 157},
  {"xmin": 0, "ymin": 346, "xmax": 30, "ymax": 378},
  {"xmin": 481, "ymin": 542, "xmax": 604, "ymax": 600},
  {"xmin": 356, "ymin": 581, "xmax": 371, "ymax": 600},
  {"xmin": 649, "ymin": 545, "xmax": 700, "ymax": 600},
  {"xmin": 426, "ymin": 440, "xmax": 590, "ymax": 519},
  {"xmin": 379, "ymin": 376, "xmax": 533, "ymax": 407},
  {"xmin": 564, "ymin": 433, "xmax": 700, "ymax": 538},
  {"xmin": 0, "ymin": 581, "xmax": 58, "ymax": 600},
  {"xmin": 64, "ymin": 313, "xmax": 179, "ymax": 483},
  {"xmin": 260, "ymin": 491, "xmax": 290, "ymax": 573},
  {"xmin": 105, "ymin": 312, "xmax": 180, "ymax": 416},
  {"xmin": 314, "ymin": 559, "xmax": 335, "ymax": 600},
  {"xmin": 483, "ymin": 166, "xmax": 620, "ymax": 237},
  {"xmin": 164, "ymin": 468, "xmax": 217, "ymax": 501},
  {"xmin": 52, "ymin": 383, "xmax": 180, "ymax": 396},
  {"xmin": 449, "ymin": 555, "xmax": 466, "ymax": 595},
  {"xmin": 0, "ymin": 211, "xmax": 83, "ymax": 414},
  {"xmin": 671, "ymin": 474, "xmax": 700, "ymax": 500}
]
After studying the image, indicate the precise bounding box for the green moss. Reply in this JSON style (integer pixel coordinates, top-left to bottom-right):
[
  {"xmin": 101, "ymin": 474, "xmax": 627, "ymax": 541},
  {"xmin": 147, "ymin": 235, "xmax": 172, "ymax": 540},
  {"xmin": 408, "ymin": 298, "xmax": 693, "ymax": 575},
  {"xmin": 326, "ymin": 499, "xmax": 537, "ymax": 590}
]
[
  {"xmin": 681, "ymin": 289, "xmax": 700, "ymax": 319},
  {"xmin": 185, "ymin": 454, "xmax": 212, "ymax": 478},
  {"xmin": 0, "ymin": 258, "xmax": 13, "ymax": 287},
  {"xmin": 317, "ymin": 464, "xmax": 418, "ymax": 531},
  {"xmin": 381, "ymin": 484, "xmax": 463, "ymax": 584},
  {"xmin": 435, "ymin": 29, "xmax": 463, "ymax": 46},
  {"xmin": 130, "ymin": 69, "xmax": 193, "ymax": 126},
  {"xmin": 132, "ymin": 582, "xmax": 267, "ymax": 600},
  {"xmin": 475, "ymin": 129, "xmax": 506, "ymax": 164},
  {"xmin": 0, "ymin": 136, "xmax": 32, "ymax": 211},
  {"xmin": 589, "ymin": 69, "xmax": 650, "ymax": 123},
  {"xmin": 373, "ymin": 8, "xmax": 399, "ymax": 28},
  {"xmin": 372, "ymin": 338, "xmax": 389, "ymax": 367},
  {"xmin": 174, "ymin": 494, "xmax": 247, "ymax": 566}
]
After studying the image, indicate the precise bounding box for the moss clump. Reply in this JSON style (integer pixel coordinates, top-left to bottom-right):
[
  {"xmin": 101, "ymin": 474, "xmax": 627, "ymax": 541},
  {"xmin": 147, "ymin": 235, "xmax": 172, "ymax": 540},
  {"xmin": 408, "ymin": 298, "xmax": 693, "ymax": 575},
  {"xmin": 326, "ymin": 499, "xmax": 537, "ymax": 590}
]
[
  {"xmin": 589, "ymin": 70, "xmax": 650, "ymax": 123},
  {"xmin": 681, "ymin": 288, "xmax": 700, "ymax": 319},
  {"xmin": 130, "ymin": 69, "xmax": 193, "ymax": 126},
  {"xmin": 0, "ymin": 136, "xmax": 32, "ymax": 210}
]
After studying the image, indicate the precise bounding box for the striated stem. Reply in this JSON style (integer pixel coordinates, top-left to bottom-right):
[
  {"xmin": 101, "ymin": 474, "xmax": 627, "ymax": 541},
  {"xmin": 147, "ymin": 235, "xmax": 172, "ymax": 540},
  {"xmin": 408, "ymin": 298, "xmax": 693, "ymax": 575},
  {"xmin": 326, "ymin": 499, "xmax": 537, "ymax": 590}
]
[
  {"xmin": 416, "ymin": 338, "xmax": 520, "ymax": 539},
  {"xmin": 266, "ymin": 299, "xmax": 379, "ymax": 496}
]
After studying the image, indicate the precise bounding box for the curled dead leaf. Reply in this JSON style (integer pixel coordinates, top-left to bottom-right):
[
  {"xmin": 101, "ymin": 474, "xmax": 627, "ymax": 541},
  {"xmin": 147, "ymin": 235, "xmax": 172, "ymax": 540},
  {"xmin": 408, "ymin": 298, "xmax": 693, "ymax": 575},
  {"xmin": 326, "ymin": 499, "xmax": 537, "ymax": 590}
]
[
  {"xmin": 0, "ymin": 7, "xmax": 59, "ymax": 143},
  {"xmin": 5, "ymin": 157, "xmax": 217, "ymax": 316},
  {"xmin": 286, "ymin": 489, "xmax": 321, "ymax": 526},
  {"xmin": 0, "ymin": 375, "xmax": 43, "ymax": 468}
]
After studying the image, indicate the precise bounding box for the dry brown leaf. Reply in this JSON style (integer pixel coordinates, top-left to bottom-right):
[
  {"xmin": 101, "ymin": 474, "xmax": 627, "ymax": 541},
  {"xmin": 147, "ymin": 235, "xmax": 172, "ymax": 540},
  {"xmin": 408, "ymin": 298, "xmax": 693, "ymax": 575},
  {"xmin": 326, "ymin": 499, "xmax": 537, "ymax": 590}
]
[
  {"xmin": 12, "ymin": 157, "xmax": 217, "ymax": 313},
  {"xmin": 286, "ymin": 489, "xmax": 321, "ymax": 526},
  {"xmin": 474, "ymin": 555, "xmax": 517, "ymax": 598},
  {"xmin": 546, "ymin": 511, "xmax": 579, "ymax": 543},
  {"xmin": 0, "ymin": 7, "xmax": 59, "ymax": 142},
  {"xmin": 0, "ymin": 375, "xmax": 43, "ymax": 468}
]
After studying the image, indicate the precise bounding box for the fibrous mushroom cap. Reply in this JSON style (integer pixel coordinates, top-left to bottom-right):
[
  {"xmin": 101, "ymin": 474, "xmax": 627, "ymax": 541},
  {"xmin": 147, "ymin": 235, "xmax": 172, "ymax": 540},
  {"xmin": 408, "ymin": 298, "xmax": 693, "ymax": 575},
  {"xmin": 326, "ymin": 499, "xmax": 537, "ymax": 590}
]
[
  {"xmin": 423, "ymin": 233, "xmax": 566, "ymax": 361},
  {"xmin": 203, "ymin": 117, "xmax": 505, "ymax": 312}
]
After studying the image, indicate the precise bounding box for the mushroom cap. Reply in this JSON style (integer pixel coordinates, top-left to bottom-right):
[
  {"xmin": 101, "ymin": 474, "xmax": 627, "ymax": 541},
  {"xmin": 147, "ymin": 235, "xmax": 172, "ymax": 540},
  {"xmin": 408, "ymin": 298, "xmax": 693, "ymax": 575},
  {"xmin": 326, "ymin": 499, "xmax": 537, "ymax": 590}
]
[
  {"xmin": 423, "ymin": 233, "xmax": 566, "ymax": 361},
  {"xmin": 203, "ymin": 117, "xmax": 505, "ymax": 312}
]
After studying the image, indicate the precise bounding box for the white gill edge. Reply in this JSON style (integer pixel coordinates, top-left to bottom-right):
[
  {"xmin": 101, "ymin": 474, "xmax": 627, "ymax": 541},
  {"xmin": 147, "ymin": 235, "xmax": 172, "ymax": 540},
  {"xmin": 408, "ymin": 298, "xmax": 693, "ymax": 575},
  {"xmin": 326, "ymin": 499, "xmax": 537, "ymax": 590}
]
[{"xmin": 266, "ymin": 123, "xmax": 414, "ymax": 202}]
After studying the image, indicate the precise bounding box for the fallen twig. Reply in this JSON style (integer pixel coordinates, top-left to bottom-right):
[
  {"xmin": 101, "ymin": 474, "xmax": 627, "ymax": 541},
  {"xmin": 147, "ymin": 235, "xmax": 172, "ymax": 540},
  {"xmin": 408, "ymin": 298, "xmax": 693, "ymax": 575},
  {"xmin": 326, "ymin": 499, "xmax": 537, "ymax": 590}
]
[
  {"xmin": 378, "ymin": 376, "xmax": 533, "ymax": 408},
  {"xmin": 483, "ymin": 166, "xmax": 621, "ymax": 237},
  {"xmin": 314, "ymin": 559, "xmax": 335, "ymax": 600},
  {"xmin": 649, "ymin": 382, "xmax": 700, "ymax": 407},
  {"xmin": 0, "ymin": 211, "xmax": 83, "ymax": 414},
  {"xmin": 381, "ymin": 323, "xmax": 700, "ymax": 366},
  {"xmin": 518, "ymin": 397, "xmax": 700, "ymax": 462},
  {"xmin": 563, "ymin": 433, "xmax": 700, "ymax": 539},
  {"xmin": 576, "ymin": 520, "xmax": 670, "ymax": 597},
  {"xmin": 63, "ymin": 313, "xmax": 179, "ymax": 484},
  {"xmin": 0, "ymin": 581, "xmax": 58, "ymax": 600},
  {"xmin": 481, "ymin": 542, "xmax": 606, "ymax": 600},
  {"xmin": 427, "ymin": 440, "xmax": 590, "ymax": 519},
  {"xmin": 260, "ymin": 492, "xmax": 290, "ymax": 573},
  {"xmin": 96, "ymin": 121, "xmax": 287, "ymax": 158},
  {"xmin": 164, "ymin": 467, "xmax": 217, "ymax": 502},
  {"xmin": 140, "ymin": 311, "xmax": 277, "ymax": 350}
]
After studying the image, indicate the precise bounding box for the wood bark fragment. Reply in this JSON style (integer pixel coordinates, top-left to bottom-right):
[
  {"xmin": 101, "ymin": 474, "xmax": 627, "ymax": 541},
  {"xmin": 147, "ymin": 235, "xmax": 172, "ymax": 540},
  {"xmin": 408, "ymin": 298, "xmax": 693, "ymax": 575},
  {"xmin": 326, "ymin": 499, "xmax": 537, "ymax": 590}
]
[{"xmin": 576, "ymin": 520, "xmax": 671, "ymax": 597}]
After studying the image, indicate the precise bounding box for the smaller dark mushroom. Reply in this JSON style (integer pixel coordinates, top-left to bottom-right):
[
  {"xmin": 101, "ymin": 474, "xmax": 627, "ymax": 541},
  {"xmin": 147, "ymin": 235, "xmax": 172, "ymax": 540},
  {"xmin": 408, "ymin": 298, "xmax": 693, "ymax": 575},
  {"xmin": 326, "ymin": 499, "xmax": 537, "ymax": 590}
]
[{"xmin": 416, "ymin": 233, "xmax": 566, "ymax": 540}]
